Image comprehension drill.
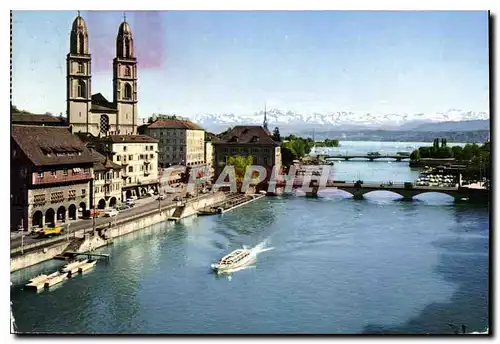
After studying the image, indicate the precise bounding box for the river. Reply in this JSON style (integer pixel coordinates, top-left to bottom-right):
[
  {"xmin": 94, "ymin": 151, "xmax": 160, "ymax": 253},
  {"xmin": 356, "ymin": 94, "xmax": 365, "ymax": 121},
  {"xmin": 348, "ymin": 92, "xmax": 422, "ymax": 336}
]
[{"xmin": 11, "ymin": 141, "xmax": 489, "ymax": 334}]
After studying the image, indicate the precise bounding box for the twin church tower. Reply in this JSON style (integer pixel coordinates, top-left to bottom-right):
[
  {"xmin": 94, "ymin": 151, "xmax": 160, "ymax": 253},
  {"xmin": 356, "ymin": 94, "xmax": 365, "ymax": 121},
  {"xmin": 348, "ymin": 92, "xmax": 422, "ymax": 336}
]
[{"xmin": 67, "ymin": 12, "xmax": 138, "ymax": 136}]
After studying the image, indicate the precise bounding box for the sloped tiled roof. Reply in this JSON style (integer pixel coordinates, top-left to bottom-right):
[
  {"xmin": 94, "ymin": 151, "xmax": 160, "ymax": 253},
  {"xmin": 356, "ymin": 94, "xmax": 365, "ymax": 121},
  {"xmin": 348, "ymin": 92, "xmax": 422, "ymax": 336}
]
[
  {"xmin": 95, "ymin": 135, "xmax": 158, "ymax": 144},
  {"xmin": 147, "ymin": 119, "xmax": 204, "ymax": 130},
  {"xmin": 214, "ymin": 126, "xmax": 279, "ymax": 145},
  {"xmin": 11, "ymin": 125, "xmax": 95, "ymax": 167},
  {"xmin": 12, "ymin": 112, "xmax": 67, "ymax": 126},
  {"xmin": 91, "ymin": 93, "xmax": 117, "ymax": 112},
  {"xmin": 89, "ymin": 149, "xmax": 121, "ymax": 171}
]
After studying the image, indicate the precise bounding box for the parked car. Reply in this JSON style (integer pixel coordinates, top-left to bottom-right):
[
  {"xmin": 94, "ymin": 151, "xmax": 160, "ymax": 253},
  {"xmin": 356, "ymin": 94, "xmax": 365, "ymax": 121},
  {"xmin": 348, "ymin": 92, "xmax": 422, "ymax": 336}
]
[
  {"xmin": 126, "ymin": 198, "xmax": 135, "ymax": 207},
  {"xmin": 104, "ymin": 209, "xmax": 119, "ymax": 217},
  {"xmin": 116, "ymin": 204, "xmax": 130, "ymax": 211}
]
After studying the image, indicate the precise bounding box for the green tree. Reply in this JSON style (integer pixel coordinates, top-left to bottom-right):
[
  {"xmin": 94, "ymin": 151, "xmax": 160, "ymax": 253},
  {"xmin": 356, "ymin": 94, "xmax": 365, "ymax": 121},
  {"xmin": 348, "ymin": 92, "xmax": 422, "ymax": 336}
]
[
  {"xmin": 226, "ymin": 155, "xmax": 254, "ymax": 183},
  {"xmin": 410, "ymin": 149, "xmax": 421, "ymax": 160},
  {"xmin": 272, "ymin": 127, "xmax": 281, "ymax": 142}
]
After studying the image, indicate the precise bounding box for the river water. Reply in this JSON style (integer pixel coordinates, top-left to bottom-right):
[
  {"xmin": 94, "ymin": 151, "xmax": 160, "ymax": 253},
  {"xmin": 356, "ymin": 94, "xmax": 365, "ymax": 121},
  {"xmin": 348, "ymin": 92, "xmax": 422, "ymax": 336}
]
[{"xmin": 11, "ymin": 141, "xmax": 489, "ymax": 334}]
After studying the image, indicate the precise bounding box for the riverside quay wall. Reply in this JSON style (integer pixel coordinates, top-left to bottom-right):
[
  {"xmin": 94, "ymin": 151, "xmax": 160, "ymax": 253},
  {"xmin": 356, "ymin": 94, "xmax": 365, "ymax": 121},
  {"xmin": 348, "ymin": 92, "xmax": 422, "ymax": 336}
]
[{"xmin": 11, "ymin": 192, "xmax": 227, "ymax": 272}]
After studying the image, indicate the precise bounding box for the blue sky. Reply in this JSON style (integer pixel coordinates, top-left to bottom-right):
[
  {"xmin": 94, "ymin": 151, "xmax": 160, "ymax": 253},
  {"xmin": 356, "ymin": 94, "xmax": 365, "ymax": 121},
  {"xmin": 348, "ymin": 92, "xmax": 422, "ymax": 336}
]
[{"xmin": 12, "ymin": 10, "xmax": 489, "ymax": 119}]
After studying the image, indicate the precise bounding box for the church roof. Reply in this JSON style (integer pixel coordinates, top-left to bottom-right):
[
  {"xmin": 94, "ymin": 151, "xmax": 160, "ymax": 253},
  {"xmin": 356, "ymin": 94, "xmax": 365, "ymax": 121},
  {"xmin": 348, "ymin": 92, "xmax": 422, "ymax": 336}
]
[
  {"xmin": 90, "ymin": 93, "xmax": 117, "ymax": 113},
  {"xmin": 71, "ymin": 14, "xmax": 87, "ymax": 33},
  {"xmin": 118, "ymin": 21, "xmax": 132, "ymax": 36}
]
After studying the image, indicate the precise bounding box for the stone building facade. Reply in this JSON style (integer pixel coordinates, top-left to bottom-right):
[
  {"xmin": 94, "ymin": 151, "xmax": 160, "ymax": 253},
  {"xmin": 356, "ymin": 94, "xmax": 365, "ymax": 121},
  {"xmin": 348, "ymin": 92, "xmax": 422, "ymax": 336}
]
[
  {"xmin": 143, "ymin": 118, "xmax": 206, "ymax": 168},
  {"xmin": 92, "ymin": 135, "xmax": 159, "ymax": 199},
  {"xmin": 213, "ymin": 126, "xmax": 282, "ymax": 183},
  {"xmin": 89, "ymin": 148, "xmax": 123, "ymax": 209},
  {"xmin": 11, "ymin": 125, "xmax": 95, "ymax": 231},
  {"xmin": 66, "ymin": 13, "xmax": 138, "ymax": 136}
]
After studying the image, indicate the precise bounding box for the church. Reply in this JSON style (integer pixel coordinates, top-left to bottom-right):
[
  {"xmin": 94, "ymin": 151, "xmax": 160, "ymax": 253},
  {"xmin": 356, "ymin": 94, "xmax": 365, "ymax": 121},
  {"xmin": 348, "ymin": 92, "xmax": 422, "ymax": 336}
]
[{"xmin": 66, "ymin": 12, "xmax": 138, "ymax": 136}]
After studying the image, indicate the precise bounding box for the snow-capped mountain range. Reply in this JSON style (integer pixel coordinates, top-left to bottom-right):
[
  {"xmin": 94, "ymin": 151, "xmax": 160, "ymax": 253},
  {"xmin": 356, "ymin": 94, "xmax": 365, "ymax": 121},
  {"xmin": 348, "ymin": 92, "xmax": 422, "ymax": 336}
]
[{"xmin": 187, "ymin": 108, "xmax": 489, "ymax": 132}]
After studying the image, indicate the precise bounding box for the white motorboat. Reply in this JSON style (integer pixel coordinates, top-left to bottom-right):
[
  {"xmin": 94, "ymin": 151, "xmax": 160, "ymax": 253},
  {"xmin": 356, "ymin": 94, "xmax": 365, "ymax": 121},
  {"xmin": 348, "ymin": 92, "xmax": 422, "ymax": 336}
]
[{"xmin": 211, "ymin": 248, "xmax": 255, "ymax": 274}]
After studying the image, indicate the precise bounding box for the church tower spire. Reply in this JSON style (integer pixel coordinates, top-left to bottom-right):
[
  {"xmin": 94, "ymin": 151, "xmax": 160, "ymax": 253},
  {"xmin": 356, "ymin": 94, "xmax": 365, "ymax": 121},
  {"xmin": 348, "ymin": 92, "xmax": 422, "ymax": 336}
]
[
  {"xmin": 263, "ymin": 103, "xmax": 269, "ymax": 130},
  {"xmin": 66, "ymin": 11, "xmax": 92, "ymax": 134},
  {"xmin": 113, "ymin": 13, "xmax": 138, "ymax": 134}
]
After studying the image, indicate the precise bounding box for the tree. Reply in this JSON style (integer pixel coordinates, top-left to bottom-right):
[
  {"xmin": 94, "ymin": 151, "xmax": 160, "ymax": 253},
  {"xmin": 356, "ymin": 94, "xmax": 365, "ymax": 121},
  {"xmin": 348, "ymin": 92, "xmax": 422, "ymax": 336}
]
[
  {"xmin": 410, "ymin": 149, "xmax": 421, "ymax": 161},
  {"xmin": 272, "ymin": 127, "xmax": 281, "ymax": 142},
  {"xmin": 226, "ymin": 155, "xmax": 254, "ymax": 183},
  {"xmin": 281, "ymin": 147, "xmax": 296, "ymax": 168}
]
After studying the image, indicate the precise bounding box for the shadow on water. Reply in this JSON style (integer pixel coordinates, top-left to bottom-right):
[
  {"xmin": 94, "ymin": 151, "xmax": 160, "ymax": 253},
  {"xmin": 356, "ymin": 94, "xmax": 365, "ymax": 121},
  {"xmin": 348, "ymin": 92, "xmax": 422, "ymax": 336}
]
[{"xmin": 361, "ymin": 206, "xmax": 489, "ymax": 334}]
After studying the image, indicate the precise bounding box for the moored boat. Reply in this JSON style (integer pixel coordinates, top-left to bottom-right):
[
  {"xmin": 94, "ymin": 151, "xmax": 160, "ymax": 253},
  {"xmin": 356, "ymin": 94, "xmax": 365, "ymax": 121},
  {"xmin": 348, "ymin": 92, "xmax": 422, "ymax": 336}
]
[
  {"xmin": 78, "ymin": 260, "xmax": 97, "ymax": 273},
  {"xmin": 211, "ymin": 248, "xmax": 255, "ymax": 274},
  {"xmin": 62, "ymin": 259, "xmax": 89, "ymax": 275},
  {"xmin": 44, "ymin": 271, "xmax": 67, "ymax": 288},
  {"xmin": 25, "ymin": 274, "xmax": 50, "ymax": 291}
]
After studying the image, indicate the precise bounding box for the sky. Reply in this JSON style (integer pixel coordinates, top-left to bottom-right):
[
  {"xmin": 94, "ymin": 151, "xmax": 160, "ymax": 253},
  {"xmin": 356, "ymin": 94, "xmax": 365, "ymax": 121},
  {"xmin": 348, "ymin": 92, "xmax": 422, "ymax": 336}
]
[{"xmin": 11, "ymin": 10, "xmax": 489, "ymax": 120}]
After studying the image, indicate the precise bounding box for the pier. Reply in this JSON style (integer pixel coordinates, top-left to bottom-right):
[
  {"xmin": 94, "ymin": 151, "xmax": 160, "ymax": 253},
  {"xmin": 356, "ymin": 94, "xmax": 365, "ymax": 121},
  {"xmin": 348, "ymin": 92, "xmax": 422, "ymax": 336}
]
[
  {"xmin": 197, "ymin": 194, "xmax": 264, "ymax": 215},
  {"xmin": 64, "ymin": 251, "xmax": 111, "ymax": 261}
]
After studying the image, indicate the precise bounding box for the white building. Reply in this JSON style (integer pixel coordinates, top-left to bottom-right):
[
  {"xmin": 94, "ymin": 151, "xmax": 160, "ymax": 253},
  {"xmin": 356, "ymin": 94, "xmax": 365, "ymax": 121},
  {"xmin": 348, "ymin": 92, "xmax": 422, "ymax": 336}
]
[
  {"xmin": 88, "ymin": 148, "xmax": 123, "ymax": 209},
  {"xmin": 93, "ymin": 135, "xmax": 159, "ymax": 199}
]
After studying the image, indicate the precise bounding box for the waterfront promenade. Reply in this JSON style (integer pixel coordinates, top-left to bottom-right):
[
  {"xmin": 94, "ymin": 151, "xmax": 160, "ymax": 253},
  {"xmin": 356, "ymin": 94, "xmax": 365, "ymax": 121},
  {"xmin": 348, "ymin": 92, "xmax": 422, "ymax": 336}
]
[{"xmin": 11, "ymin": 188, "xmax": 191, "ymax": 251}]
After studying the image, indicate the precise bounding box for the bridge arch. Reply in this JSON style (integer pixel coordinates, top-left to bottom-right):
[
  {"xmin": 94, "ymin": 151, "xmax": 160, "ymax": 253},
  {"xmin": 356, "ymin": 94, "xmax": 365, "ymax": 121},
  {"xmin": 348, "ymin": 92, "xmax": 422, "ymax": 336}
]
[{"xmin": 412, "ymin": 191, "xmax": 457, "ymax": 202}]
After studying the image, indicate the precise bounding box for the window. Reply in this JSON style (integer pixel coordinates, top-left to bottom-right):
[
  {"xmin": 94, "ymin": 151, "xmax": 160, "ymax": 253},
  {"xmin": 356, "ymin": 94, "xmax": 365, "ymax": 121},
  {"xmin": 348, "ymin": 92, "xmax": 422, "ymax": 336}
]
[
  {"xmin": 84, "ymin": 168, "xmax": 90, "ymax": 173},
  {"xmin": 81, "ymin": 189, "xmax": 86, "ymax": 195},
  {"xmin": 123, "ymin": 146, "xmax": 127, "ymax": 152},
  {"xmin": 124, "ymin": 83, "xmax": 132, "ymax": 100},
  {"xmin": 124, "ymin": 66, "xmax": 131, "ymax": 77},
  {"xmin": 77, "ymin": 80, "xmax": 86, "ymax": 98},
  {"xmin": 63, "ymin": 169, "xmax": 68, "ymax": 176},
  {"xmin": 38, "ymin": 172, "xmax": 44, "ymax": 178},
  {"xmin": 117, "ymin": 155, "xmax": 121, "ymax": 161},
  {"xmin": 78, "ymin": 62, "xmax": 84, "ymax": 73},
  {"xmin": 128, "ymin": 155, "xmax": 133, "ymax": 160},
  {"xmin": 128, "ymin": 166, "xmax": 133, "ymax": 172},
  {"xmin": 150, "ymin": 145, "xmax": 153, "ymax": 150},
  {"xmin": 51, "ymin": 170, "xmax": 56, "ymax": 176},
  {"xmin": 140, "ymin": 165, "xmax": 144, "ymax": 171}
]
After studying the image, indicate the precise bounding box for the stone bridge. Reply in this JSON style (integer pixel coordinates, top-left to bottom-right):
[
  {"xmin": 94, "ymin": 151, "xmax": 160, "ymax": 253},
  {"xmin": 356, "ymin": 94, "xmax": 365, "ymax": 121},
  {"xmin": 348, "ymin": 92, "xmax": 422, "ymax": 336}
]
[
  {"xmin": 271, "ymin": 180, "xmax": 488, "ymax": 203},
  {"xmin": 322, "ymin": 154, "xmax": 411, "ymax": 162}
]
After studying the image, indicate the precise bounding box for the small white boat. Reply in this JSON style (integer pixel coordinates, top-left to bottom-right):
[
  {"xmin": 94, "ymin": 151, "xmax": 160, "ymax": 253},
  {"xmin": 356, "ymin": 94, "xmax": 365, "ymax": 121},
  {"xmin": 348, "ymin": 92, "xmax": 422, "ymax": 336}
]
[
  {"xmin": 25, "ymin": 274, "xmax": 50, "ymax": 291},
  {"xmin": 62, "ymin": 259, "xmax": 88, "ymax": 275},
  {"xmin": 78, "ymin": 260, "xmax": 97, "ymax": 273},
  {"xmin": 211, "ymin": 249, "xmax": 255, "ymax": 274},
  {"xmin": 44, "ymin": 271, "xmax": 67, "ymax": 288}
]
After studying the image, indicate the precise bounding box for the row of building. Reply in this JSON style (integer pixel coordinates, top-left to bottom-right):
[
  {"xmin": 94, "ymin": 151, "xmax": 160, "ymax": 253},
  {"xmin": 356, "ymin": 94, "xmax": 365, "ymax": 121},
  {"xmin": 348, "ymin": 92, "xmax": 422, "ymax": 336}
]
[{"xmin": 11, "ymin": 12, "xmax": 283, "ymax": 231}]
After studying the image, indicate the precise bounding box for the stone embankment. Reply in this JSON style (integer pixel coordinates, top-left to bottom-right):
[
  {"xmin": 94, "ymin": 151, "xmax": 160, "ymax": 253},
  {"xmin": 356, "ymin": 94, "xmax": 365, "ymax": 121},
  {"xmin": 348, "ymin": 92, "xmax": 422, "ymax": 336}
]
[{"xmin": 11, "ymin": 192, "xmax": 228, "ymax": 272}]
